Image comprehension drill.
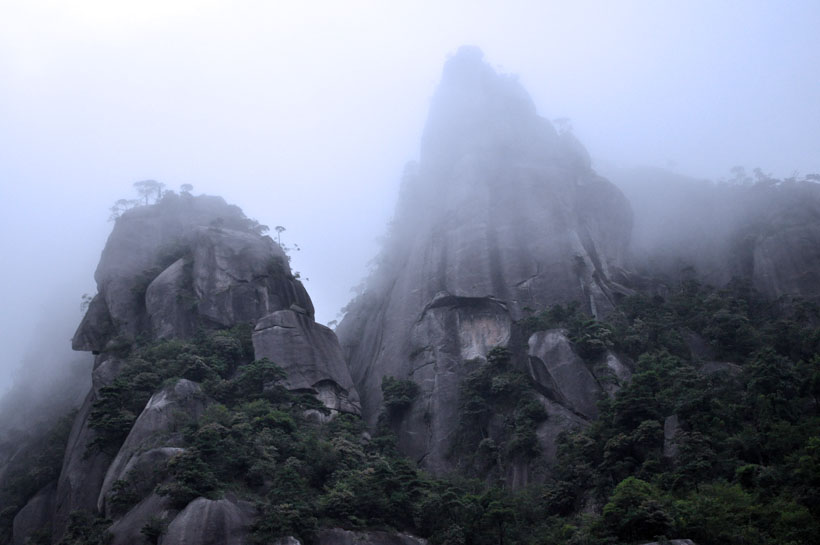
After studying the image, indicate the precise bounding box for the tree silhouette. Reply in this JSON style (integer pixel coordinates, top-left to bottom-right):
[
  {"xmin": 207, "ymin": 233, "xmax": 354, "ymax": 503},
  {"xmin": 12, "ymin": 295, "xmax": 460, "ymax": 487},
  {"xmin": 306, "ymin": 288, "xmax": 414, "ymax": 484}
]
[{"xmin": 133, "ymin": 180, "xmax": 165, "ymax": 205}]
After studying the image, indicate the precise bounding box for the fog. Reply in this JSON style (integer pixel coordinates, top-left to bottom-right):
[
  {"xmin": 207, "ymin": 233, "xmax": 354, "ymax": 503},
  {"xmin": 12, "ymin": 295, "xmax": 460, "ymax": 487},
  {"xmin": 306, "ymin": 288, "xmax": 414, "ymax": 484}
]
[{"xmin": 1, "ymin": 0, "xmax": 819, "ymax": 410}]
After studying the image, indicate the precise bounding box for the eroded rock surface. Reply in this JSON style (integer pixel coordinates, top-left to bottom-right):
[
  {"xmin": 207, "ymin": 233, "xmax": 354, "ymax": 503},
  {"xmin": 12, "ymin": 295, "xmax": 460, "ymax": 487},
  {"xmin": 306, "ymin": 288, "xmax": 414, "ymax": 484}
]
[
  {"xmin": 162, "ymin": 496, "xmax": 255, "ymax": 545},
  {"xmin": 98, "ymin": 379, "xmax": 208, "ymax": 514},
  {"xmin": 608, "ymin": 165, "xmax": 820, "ymax": 301},
  {"xmin": 108, "ymin": 493, "xmax": 173, "ymax": 545},
  {"xmin": 313, "ymin": 528, "xmax": 428, "ymax": 545},
  {"xmin": 338, "ymin": 47, "xmax": 633, "ymax": 473},
  {"xmin": 253, "ymin": 309, "xmax": 360, "ymax": 414},
  {"xmin": 53, "ymin": 356, "xmax": 124, "ymax": 537},
  {"xmin": 12, "ymin": 482, "xmax": 55, "ymax": 545},
  {"xmin": 527, "ymin": 329, "xmax": 601, "ymax": 419},
  {"xmin": 73, "ymin": 194, "xmax": 313, "ymax": 351}
]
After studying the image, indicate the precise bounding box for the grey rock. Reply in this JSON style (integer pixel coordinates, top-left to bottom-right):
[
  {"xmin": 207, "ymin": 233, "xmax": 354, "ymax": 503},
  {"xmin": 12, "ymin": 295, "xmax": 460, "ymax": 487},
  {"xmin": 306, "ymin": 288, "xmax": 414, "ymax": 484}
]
[
  {"xmin": 338, "ymin": 48, "xmax": 633, "ymax": 473},
  {"xmin": 271, "ymin": 538, "xmax": 302, "ymax": 545},
  {"xmin": 73, "ymin": 194, "xmax": 313, "ymax": 352},
  {"xmin": 699, "ymin": 361, "xmax": 742, "ymax": 376},
  {"xmin": 399, "ymin": 294, "xmax": 512, "ymax": 473},
  {"xmin": 53, "ymin": 355, "xmax": 122, "ymax": 538},
  {"xmin": 752, "ymin": 222, "xmax": 820, "ymax": 300},
  {"xmin": 663, "ymin": 414, "xmax": 681, "ymax": 459},
  {"xmin": 108, "ymin": 493, "xmax": 173, "ymax": 545},
  {"xmin": 527, "ymin": 330, "xmax": 601, "ymax": 419},
  {"xmin": 535, "ymin": 398, "xmax": 587, "ymax": 468},
  {"xmin": 99, "ymin": 379, "xmax": 208, "ymax": 514},
  {"xmin": 682, "ymin": 330, "xmax": 715, "ymax": 362},
  {"xmin": 596, "ymin": 351, "xmax": 632, "ymax": 397},
  {"xmin": 640, "ymin": 540, "xmax": 696, "ymax": 545},
  {"xmin": 313, "ymin": 528, "xmax": 428, "ymax": 545},
  {"xmin": 608, "ymin": 165, "xmax": 820, "ymax": 302},
  {"xmin": 162, "ymin": 497, "xmax": 255, "ymax": 545},
  {"xmin": 145, "ymin": 257, "xmax": 197, "ymax": 339},
  {"xmin": 12, "ymin": 482, "xmax": 56, "ymax": 545},
  {"xmin": 253, "ymin": 310, "xmax": 360, "ymax": 414}
]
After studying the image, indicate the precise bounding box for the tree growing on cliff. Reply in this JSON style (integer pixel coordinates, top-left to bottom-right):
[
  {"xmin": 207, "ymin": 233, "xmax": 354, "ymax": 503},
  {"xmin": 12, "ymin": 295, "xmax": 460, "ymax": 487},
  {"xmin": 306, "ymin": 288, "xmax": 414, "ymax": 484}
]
[{"xmin": 134, "ymin": 179, "xmax": 165, "ymax": 205}]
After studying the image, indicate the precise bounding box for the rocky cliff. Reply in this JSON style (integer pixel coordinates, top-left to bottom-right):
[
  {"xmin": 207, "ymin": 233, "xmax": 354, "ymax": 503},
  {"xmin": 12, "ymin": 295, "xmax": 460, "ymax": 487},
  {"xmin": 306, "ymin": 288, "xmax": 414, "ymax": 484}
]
[
  {"xmin": 337, "ymin": 47, "xmax": 634, "ymax": 476},
  {"xmin": 608, "ymin": 166, "xmax": 820, "ymax": 301},
  {"xmin": 4, "ymin": 193, "xmax": 360, "ymax": 545}
]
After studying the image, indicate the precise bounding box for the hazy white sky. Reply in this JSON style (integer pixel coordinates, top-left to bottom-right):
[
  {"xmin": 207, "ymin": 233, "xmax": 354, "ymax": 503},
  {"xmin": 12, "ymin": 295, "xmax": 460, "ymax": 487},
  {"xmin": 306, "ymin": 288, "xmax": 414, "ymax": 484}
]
[{"xmin": 1, "ymin": 0, "xmax": 819, "ymax": 394}]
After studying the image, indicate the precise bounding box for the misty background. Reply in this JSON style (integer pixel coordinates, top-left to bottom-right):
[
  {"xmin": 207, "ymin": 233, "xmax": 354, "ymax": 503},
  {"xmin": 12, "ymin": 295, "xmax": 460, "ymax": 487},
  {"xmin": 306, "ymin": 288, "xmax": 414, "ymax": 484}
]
[{"xmin": 1, "ymin": 0, "xmax": 819, "ymax": 407}]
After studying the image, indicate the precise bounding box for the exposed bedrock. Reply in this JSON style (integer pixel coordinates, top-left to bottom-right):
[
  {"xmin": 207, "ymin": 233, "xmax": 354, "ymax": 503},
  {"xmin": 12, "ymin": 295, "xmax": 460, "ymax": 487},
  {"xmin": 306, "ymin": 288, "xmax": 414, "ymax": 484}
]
[
  {"xmin": 52, "ymin": 355, "xmax": 124, "ymax": 538},
  {"xmin": 608, "ymin": 165, "xmax": 820, "ymax": 301},
  {"xmin": 12, "ymin": 482, "xmax": 55, "ymax": 545},
  {"xmin": 73, "ymin": 194, "xmax": 313, "ymax": 352},
  {"xmin": 55, "ymin": 194, "xmax": 360, "ymax": 542},
  {"xmin": 253, "ymin": 309, "xmax": 360, "ymax": 414},
  {"xmin": 338, "ymin": 47, "xmax": 633, "ymax": 474},
  {"xmin": 98, "ymin": 379, "xmax": 208, "ymax": 515},
  {"xmin": 162, "ymin": 496, "xmax": 256, "ymax": 545}
]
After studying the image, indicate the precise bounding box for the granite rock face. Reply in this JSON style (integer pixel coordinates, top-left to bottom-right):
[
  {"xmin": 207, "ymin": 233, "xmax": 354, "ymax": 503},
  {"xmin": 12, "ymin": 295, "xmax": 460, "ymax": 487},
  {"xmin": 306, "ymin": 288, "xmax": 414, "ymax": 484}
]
[
  {"xmin": 98, "ymin": 379, "xmax": 208, "ymax": 514},
  {"xmin": 12, "ymin": 482, "xmax": 55, "ymax": 545},
  {"xmin": 162, "ymin": 497, "xmax": 255, "ymax": 545},
  {"xmin": 73, "ymin": 193, "xmax": 313, "ymax": 351},
  {"xmin": 527, "ymin": 329, "xmax": 602, "ymax": 419},
  {"xmin": 337, "ymin": 47, "xmax": 633, "ymax": 474},
  {"xmin": 253, "ymin": 310, "xmax": 360, "ymax": 414},
  {"xmin": 608, "ymin": 165, "xmax": 820, "ymax": 301},
  {"xmin": 107, "ymin": 493, "xmax": 172, "ymax": 545},
  {"xmin": 44, "ymin": 194, "xmax": 361, "ymax": 542},
  {"xmin": 313, "ymin": 528, "xmax": 429, "ymax": 545},
  {"xmin": 52, "ymin": 356, "xmax": 123, "ymax": 537}
]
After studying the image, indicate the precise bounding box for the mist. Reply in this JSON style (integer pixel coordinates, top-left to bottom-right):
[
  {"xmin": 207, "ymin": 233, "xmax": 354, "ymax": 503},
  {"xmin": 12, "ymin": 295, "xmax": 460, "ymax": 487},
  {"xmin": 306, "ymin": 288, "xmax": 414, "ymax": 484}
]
[{"xmin": 1, "ymin": 0, "xmax": 819, "ymax": 413}]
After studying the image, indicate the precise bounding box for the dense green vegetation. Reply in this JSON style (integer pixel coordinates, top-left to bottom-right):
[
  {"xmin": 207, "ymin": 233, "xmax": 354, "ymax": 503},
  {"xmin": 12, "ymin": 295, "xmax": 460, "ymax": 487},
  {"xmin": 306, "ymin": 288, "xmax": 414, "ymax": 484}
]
[
  {"xmin": 4, "ymin": 277, "xmax": 819, "ymax": 545},
  {"xmin": 453, "ymin": 347, "xmax": 548, "ymax": 475},
  {"xmin": 535, "ymin": 280, "xmax": 820, "ymax": 544}
]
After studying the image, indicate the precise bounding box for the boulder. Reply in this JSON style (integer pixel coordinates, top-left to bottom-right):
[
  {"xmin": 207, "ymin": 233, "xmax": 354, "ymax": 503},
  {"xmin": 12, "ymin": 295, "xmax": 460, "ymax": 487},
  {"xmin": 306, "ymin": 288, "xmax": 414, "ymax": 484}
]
[
  {"xmin": 640, "ymin": 540, "xmax": 696, "ymax": 545},
  {"xmin": 107, "ymin": 493, "xmax": 173, "ymax": 545},
  {"xmin": 12, "ymin": 482, "xmax": 56, "ymax": 545},
  {"xmin": 663, "ymin": 414, "xmax": 681, "ymax": 459},
  {"xmin": 99, "ymin": 379, "xmax": 208, "ymax": 514},
  {"xmin": 162, "ymin": 496, "xmax": 255, "ymax": 545},
  {"xmin": 597, "ymin": 351, "xmax": 632, "ymax": 397},
  {"xmin": 313, "ymin": 528, "xmax": 428, "ymax": 545},
  {"xmin": 253, "ymin": 310, "xmax": 360, "ymax": 415},
  {"xmin": 527, "ymin": 330, "xmax": 601, "ymax": 419},
  {"xmin": 73, "ymin": 194, "xmax": 313, "ymax": 351}
]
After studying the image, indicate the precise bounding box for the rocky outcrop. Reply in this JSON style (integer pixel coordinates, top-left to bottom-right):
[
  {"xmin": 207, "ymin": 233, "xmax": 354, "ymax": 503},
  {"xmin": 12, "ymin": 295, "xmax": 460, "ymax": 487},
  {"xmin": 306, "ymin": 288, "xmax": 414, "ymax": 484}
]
[
  {"xmin": 98, "ymin": 379, "xmax": 208, "ymax": 514},
  {"xmin": 607, "ymin": 165, "xmax": 820, "ymax": 301},
  {"xmin": 313, "ymin": 529, "xmax": 428, "ymax": 545},
  {"xmin": 663, "ymin": 414, "xmax": 681, "ymax": 459},
  {"xmin": 107, "ymin": 493, "xmax": 172, "ymax": 545},
  {"xmin": 162, "ymin": 497, "xmax": 255, "ymax": 545},
  {"xmin": 253, "ymin": 310, "xmax": 360, "ymax": 414},
  {"xmin": 273, "ymin": 529, "xmax": 428, "ymax": 545},
  {"xmin": 49, "ymin": 194, "xmax": 358, "ymax": 542},
  {"xmin": 640, "ymin": 540, "xmax": 695, "ymax": 545},
  {"xmin": 73, "ymin": 194, "xmax": 313, "ymax": 352},
  {"xmin": 12, "ymin": 482, "xmax": 55, "ymax": 545},
  {"xmin": 53, "ymin": 356, "xmax": 124, "ymax": 537},
  {"xmin": 527, "ymin": 330, "xmax": 601, "ymax": 419},
  {"xmin": 338, "ymin": 47, "xmax": 633, "ymax": 474}
]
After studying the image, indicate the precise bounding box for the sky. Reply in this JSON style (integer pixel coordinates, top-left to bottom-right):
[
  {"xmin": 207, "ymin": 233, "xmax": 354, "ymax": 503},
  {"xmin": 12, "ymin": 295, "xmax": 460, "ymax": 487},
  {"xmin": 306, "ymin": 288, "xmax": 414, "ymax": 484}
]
[{"xmin": 1, "ymin": 0, "xmax": 819, "ymax": 396}]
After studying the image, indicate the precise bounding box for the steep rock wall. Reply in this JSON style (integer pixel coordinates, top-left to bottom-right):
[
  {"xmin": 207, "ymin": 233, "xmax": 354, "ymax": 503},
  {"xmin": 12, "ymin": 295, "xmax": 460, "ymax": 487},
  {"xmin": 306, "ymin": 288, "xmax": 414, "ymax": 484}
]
[
  {"xmin": 337, "ymin": 47, "xmax": 633, "ymax": 474},
  {"xmin": 46, "ymin": 194, "xmax": 360, "ymax": 541}
]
